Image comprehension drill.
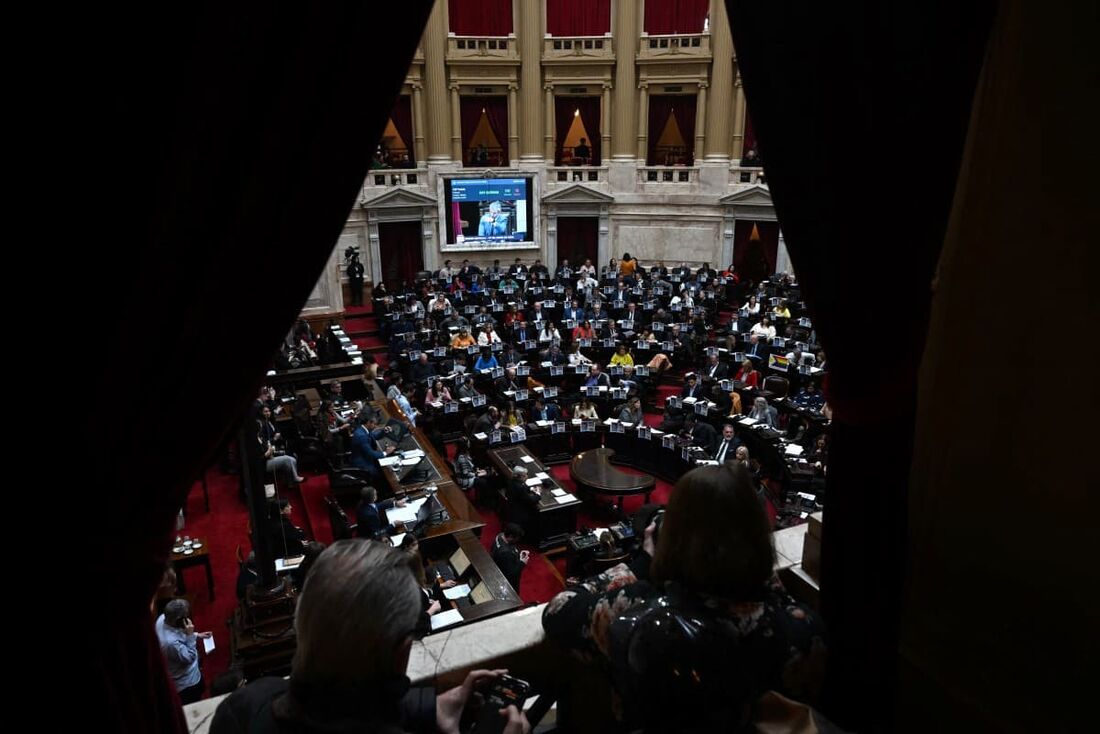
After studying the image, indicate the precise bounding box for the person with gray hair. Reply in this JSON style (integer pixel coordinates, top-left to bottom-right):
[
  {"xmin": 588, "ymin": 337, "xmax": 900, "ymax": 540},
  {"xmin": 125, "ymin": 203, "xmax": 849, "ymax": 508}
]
[
  {"xmin": 749, "ymin": 396, "xmax": 778, "ymax": 428},
  {"xmin": 505, "ymin": 464, "xmax": 540, "ymax": 535},
  {"xmin": 211, "ymin": 540, "xmax": 529, "ymax": 733},
  {"xmin": 156, "ymin": 598, "xmax": 211, "ymax": 704}
]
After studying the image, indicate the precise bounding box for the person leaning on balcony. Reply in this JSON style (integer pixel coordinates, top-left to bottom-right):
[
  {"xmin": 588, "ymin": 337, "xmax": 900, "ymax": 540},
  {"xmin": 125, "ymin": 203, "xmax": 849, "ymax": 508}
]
[
  {"xmin": 211, "ymin": 541, "xmax": 530, "ymax": 733},
  {"xmin": 573, "ymin": 137, "xmax": 590, "ymax": 164}
]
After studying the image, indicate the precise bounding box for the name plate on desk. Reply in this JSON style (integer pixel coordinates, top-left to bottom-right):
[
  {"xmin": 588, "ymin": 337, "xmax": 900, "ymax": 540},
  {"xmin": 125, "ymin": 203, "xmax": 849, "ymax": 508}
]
[
  {"xmin": 613, "ymin": 300, "xmax": 625, "ymax": 309},
  {"xmin": 635, "ymin": 340, "xmax": 649, "ymax": 350},
  {"xmin": 575, "ymin": 365, "xmax": 588, "ymax": 375},
  {"xmin": 409, "ymin": 350, "xmax": 422, "ymax": 361},
  {"xmin": 444, "ymin": 402, "xmax": 458, "ymax": 413},
  {"xmin": 585, "ymin": 386, "xmax": 601, "ymax": 397},
  {"xmin": 682, "ymin": 447, "xmax": 692, "ymax": 461},
  {"xmin": 634, "ymin": 365, "xmax": 649, "ymax": 376},
  {"xmin": 602, "ymin": 338, "xmax": 616, "ymax": 348},
  {"xmin": 667, "ymin": 396, "xmax": 682, "ymax": 409},
  {"xmin": 467, "ymin": 345, "xmax": 479, "ymax": 355},
  {"xmin": 516, "ymin": 365, "xmax": 530, "ymax": 376},
  {"xmin": 433, "ymin": 347, "xmax": 447, "ymax": 357},
  {"xmin": 565, "ymin": 319, "xmax": 576, "ymax": 329},
  {"xmin": 579, "ymin": 338, "xmax": 592, "ymax": 347},
  {"xmin": 464, "ymin": 305, "xmax": 477, "ymax": 314},
  {"xmin": 490, "ymin": 430, "xmax": 502, "ymax": 444},
  {"xmin": 662, "ymin": 341, "xmax": 675, "ymax": 351},
  {"xmin": 543, "ymin": 300, "xmax": 555, "ymax": 308},
  {"xmin": 694, "ymin": 401, "xmax": 710, "ymax": 415},
  {"xmin": 610, "ymin": 366, "xmax": 623, "ymax": 376},
  {"xmin": 720, "ymin": 379, "xmax": 734, "ymax": 392},
  {"xmin": 502, "ymin": 287, "xmax": 515, "ymax": 294},
  {"xmin": 472, "ymin": 395, "xmax": 487, "ymax": 407},
  {"xmin": 662, "ymin": 434, "xmax": 678, "ymax": 449},
  {"xmin": 391, "ymin": 313, "xmax": 401, "ymax": 321},
  {"xmin": 491, "ymin": 367, "xmax": 504, "ymax": 378},
  {"xmin": 515, "ymin": 389, "xmax": 529, "ymax": 402},
  {"xmin": 553, "ymin": 285, "xmax": 564, "ymax": 294},
  {"xmin": 671, "ymin": 304, "xmax": 682, "ymax": 312},
  {"xmin": 525, "ymin": 340, "xmax": 537, "ymax": 350},
  {"xmin": 581, "ymin": 420, "xmax": 595, "ymax": 433},
  {"xmin": 510, "ymin": 427, "xmax": 526, "ymax": 443},
  {"xmin": 550, "ymin": 366, "xmax": 563, "ymax": 377},
  {"xmin": 637, "ymin": 426, "xmax": 652, "ymax": 440},
  {"xmin": 707, "ymin": 347, "xmax": 719, "ymax": 358},
  {"xmin": 492, "ymin": 304, "xmax": 504, "ymax": 312},
  {"xmin": 732, "ymin": 352, "xmax": 745, "ymax": 363},
  {"xmin": 653, "ymin": 322, "xmax": 664, "ymax": 332},
  {"xmin": 551, "ymin": 421, "xmax": 566, "ymax": 434},
  {"xmin": 799, "ymin": 317, "xmax": 812, "ymax": 327},
  {"xmin": 771, "ymin": 337, "xmax": 786, "ymax": 348},
  {"xmin": 609, "ymin": 421, "xmax": 624, "ymax": 434},
  {"xmin": 611, "ymin": 388, "xmax": 627, "ymax": 401},
  {"xmin": 542, "ymin": 386, "xmax": 558, "ymax": 398}
]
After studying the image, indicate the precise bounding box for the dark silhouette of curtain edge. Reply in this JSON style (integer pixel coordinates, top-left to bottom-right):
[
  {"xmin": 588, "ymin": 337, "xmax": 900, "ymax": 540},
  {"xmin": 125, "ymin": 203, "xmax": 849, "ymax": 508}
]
[
  {"xmin": 389, "ymin": 95, "xmax": 415, "ymax": 165},
  {"xmin": 547, "ymin": 0, "xmax": 611, "ymax": 36},
  {"xmin": 76, "ymin": 2, "xmax": 435, "ymax": 730},
  {"xmin": 645, "ymin": 0, "xmax": 709, "ymax": 35},
  {"xmin": 725, "ymin": 0, "xmax": 995, "ymax": 730},
  {"xmin": 449, "ymin": 0, "xmax": 513, "ymax": 36}
]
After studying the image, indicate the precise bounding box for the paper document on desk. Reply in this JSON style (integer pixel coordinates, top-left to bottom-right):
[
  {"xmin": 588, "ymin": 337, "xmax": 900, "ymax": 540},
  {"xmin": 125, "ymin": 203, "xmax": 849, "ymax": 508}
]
[
  {"xmin": 379, "ymin": 456, "xmax": 401, "ymax": 467},
  {"xmin": 203, "ymin": 635, "xmax": 215, "ymax": 654},
  {"xmin": 402, "ymin": 449, "xmax": 426, "ymax": 459},
  {"xmin": 274, "ymin": 556, "xmax": 305, "ymax": 573},
  {"xmin": 387, "ymin": 498, "xmax": 428, "ymax": 525},
  {"xmin": 520, "ymin": 455, "xmax": 536, "ymax": 463},
  {"xmin": 430, "ymin": 609, "xmax": 464, "ymax": 631},
  {"xmin": 535, "ymin": 420, "xmax": 553, "ymax": 427},
  {"xmin": 554, "ymin": 493, "xmax": 578, "ymax": 504},
  {"xmin": 784, "ymin": 444, "xmax": 804, "ymax": 456},
  {"xmin": 603, "ymin": 418, "xmax": 617, "ymax": 425},
  {"xmin": 682, "ymin": 397, "xmax": 698, "ymax": 404},
  {"xmin": 739, "ymin": 417, "xmax": 758, "ymax": 425},
  {"xmin": 474, "ymin": 432, "xmax": 488, "ymax": 440},
  {"xmin": 525, "ymin": 478, "xmax": 543, "ymax": 487},
  {"xmin": 400, "ymin": 457, "xmax": 421, "ymax": 466},
  {"xmin": 535, "ymin": 472, "xmax": 550, "ymax": 480},
  {"xmin": 443, "ymin": 584, "xmax": 472, "ymax": 600},
  {"xmin": 390, "ymin": 532, "xmax": 406, "ymax": 548},
  {"xmin": 551, "ymin": 488, "xmax": 566, "ymax": 497}
]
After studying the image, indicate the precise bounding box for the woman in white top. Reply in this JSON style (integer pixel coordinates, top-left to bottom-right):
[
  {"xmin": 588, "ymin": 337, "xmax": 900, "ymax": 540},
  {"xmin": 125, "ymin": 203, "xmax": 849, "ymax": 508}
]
[
  {"xmin": 578, "ymin": 259, "xmax": 596, "ymax": 277},
  {"xmin": 539, "ymin": 321, "xmax": 561, "ymax": 343},
  {"xmin": 573, "ymin": 397, "xmax": 600, "ymax": 420},
  {"xmin": 750, "ymin": 317, "xmax": 776, "ymax": 341},
  {"xmin": 477, "ymin": 324, "xmax": 501, "ymax": 345},
  {"xmin": 577, "ymin": 273, "xmax": 599, "ymax": 293},
  {"xmin": 567, "ymin": 342, "xmax": 592, "ymax": 366},
  {"xmin": 744, "ymin": 295, "xmax": 761, "ymax": 315},
  {"xmin": 669, "ymin": 289, "xmax": 694, "ymax": 309}
]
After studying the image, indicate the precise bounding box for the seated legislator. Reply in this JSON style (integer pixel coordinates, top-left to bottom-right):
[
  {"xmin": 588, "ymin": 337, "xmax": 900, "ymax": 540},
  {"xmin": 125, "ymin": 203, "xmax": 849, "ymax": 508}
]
[
  {"xmin": 491, "ymin": 523, "xmax": 530, "ymax": 594},
  {"xmin": 573, "ymin": 397, "xmax": 600, "ymax": 420},
  {"xmin": 609, "ymin": 344, "xmax": 634, "ymax": 368},
  {"xmin": 355, "ymin": 486, "xmax": 405, "ymax": 540},
  {"xmin": 349, "ymin": 413, "xmax": 396, "ymax": 479},
  {"xmin": 748, "ymin": 397, "xmax": 779, "ymax": 428},
  {"xmin": 211, "ymin": 541, "xmax": 529, "ymax": 733},
  {"xmin": 541, "ymin": 465, "xmax": 825, "ymax": 732},
  {"xmin": 505, "ymin": 464, "xmax": 541, "ymax": 534},
  {"xmin": 734, "ymin": 359, "xmax": 761, "ymax": 388}
]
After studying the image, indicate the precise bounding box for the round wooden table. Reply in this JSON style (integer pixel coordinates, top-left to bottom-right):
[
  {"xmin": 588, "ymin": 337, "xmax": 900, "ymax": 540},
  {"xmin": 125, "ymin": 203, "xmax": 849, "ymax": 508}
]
[{"xmin": 569, "ymin": 447, "xmax": 656, "ymax": 513}]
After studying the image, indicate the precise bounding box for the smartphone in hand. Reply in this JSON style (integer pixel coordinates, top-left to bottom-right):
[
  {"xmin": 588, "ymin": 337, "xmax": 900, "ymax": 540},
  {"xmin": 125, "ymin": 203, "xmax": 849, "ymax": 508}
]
[{"xmin": 472, "ymin": 674, "xmax": 530, "ymax": 734}]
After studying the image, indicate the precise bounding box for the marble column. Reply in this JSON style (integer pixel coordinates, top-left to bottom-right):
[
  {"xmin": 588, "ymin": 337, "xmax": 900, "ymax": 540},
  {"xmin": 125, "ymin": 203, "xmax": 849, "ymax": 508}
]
[
  {"xmin": 635, "ymin": 82, "xmax": 649, "ymax": 161},
  {"xmin": 544, "ymin": 84, "xmax": 555, "ymax": 161},
  {"xmin": 422, "ymin": 0, "xmax": 452, "ymax": 162},
  {"xmin": 508, "ymin": 83, "xmax": 519, "ymax": 166},
  {"xmin": 518, "ymin": 0, "xmax": 543, "ymax": 160},
  {"xmin": 449, "ymin": 84, "xmax": 463, "ymax": 164},
  {"xmin": 694, "ymin": 82, "xmax": 708, "ymax": 164},
  {"xmin": 411, "ymin": 83, "xmax": 426, "ymax": 165},
  {"xmin": 611, "ymin": 0, "xmax": 639, "ymax": 159},
  {"xmin": 732, "ymin": 74, "xmax": 746, "ymax": 159},
  {"xmin": 601, "ymin": 82, "xmax": 612, "ymax": 159},
  {"xmin": 704, "ymin": 0, "xmax": 734, "ymax": 160}
]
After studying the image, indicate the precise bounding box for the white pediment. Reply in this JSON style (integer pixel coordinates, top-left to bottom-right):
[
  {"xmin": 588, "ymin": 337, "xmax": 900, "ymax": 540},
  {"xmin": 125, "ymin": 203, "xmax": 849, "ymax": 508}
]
[
  {"xmin": 542, "ymin": 184, "xmax": 615, "ymax": 204},
  {"xmin": 361, "ymin": 187, "xmax": 437, "ymax": 209},
  {"xmin": 719, "ymin": 185, "xmax": 773, "ymax": 207}
]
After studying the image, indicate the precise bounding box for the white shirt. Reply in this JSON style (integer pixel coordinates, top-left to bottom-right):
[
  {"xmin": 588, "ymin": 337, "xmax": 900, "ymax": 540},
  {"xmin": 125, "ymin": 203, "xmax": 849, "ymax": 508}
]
[
  {"xmin": 478, "ymin": 330, "xmax": 501, "ymax": 345},
  {"xmin": 751, "ymin": 322, "xmax": 776, "ymax": 340}
]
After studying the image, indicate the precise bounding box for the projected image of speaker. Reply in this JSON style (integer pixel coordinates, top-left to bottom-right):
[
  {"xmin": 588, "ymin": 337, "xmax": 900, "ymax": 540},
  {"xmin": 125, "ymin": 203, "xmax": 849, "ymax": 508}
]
[{"xmin": 443, "ymin": 177, "xmax": 536, "ymax": 250}]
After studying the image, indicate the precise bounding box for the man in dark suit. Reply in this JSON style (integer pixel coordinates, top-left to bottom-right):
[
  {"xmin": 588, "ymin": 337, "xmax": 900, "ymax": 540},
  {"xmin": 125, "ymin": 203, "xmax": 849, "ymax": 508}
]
[
  {"xmin": 354, "ymin": 486, "xmax": 405, "ymax": 540},
  {"xmin": 681, "ymin": 373, "xmax": 702, "ymax": 399},
  {"xmin": 584, "ymin": 364, "xmax": 611, "ymax": 388},
  {"xmin": 473, "ymin": 406, "xmax": 501, "ymax": 435},
  {"xmin": 509, "ymin": 258, "xmax": 527, "ymax": 276},
  {"xmin": 495, "ymin": 367, "xmax": 522, "ymax": 396},
  {"xmin": 512, "ymin": 320, "xmax": 532, "ymax": 344},
  {"xmin": 555, "ymin": 260, "xmax": 573, "ymax": 282},
  {"xmin": 544, "ymin": 343, "xmax": 567, "ymax": 366},
  {"xmin": 348, "ymin": 414, "xmax": 395, "ymax": 479},
  {"xmin": 681, "ymin": 414, "xmax": 719, "ymax": 455},
  {"xmin": 491, "ymin": 523, "xmax": 529, "ymax": 594},
  {"xmin": 531, "ymin": 398, "xmax": 561, "ymax": 422},
  {"xmin": 530, "ymin": 259, "xmax": 549, "ymax": 277},
  {"xmin": 505, "ymin": 465, "xmax": 541, "ymax": 534},
  {"xmin": 562, "ymin": 299, "xmax": 585, "ymax": 324},
  {"xmin": 702, "ymin": 354, "xmax": 728, "ymax": 383},
  {"xmin": 745, "ymin": 334, "xmax": 769, "ymax": 363},
  {"xmin": 409, "ymin": 353, "xmax": 435, "ymax": 384},
  {"xmin": 713, "ymin": 423, "xmax": 742, "ymax": 463}
]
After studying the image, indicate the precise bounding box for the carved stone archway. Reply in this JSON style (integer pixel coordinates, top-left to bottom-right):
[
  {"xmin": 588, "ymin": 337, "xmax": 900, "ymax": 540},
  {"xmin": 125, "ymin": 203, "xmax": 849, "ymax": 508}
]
[
  {"xmin": 541, "ymin": 184, "xmax": 615, "ymax": 266},
  {"xmin": 360, "ymin": 187, "xmax": 439, "ymax": 281},
  {"xmin": 719, "ymin": 186, "xmax": 790, "ymax": 274}
]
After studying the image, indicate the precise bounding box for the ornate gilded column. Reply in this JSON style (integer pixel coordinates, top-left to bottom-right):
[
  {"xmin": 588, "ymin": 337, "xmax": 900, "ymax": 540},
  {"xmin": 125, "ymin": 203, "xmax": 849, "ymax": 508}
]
[
  {"xmin": 601, "ymin": 82, "xmax": 613, "ymax": 159},
  {"xmin": 635, "ymin": 82, "xmax": 649, "ymax": 161},
  {"xmin": 449, "ymin": 83, "xmax": 463, "ymax": 163},
  {"xmin": 422, "ymin": 0, "xmax": 452, "ymax": 162},
  {"xmin": 508, "ymin": 82, "xmax": 519, "ymax": 165},
  {"xmin": 732, "ymin": 73, "xmax": 746, "ymax": 159},
  {"xmin": 611, "ymin": 0, "xmax": 639, "ymax": 159},
  {"xmin": 694, "ymin": 82, "xmax": 708, "ymax": 163},
  {"xmin": 704, "ymin": 0, "xmax": 733, "ymax": 159},
  {"xmin": 411, "ymin": 82, "xmax": 426, "ymax": 165},
  {"xmin": 518, "ymin": 0, "xmax": 543, "ymax": 160},
  {"xmin": 544, "ymin": 84, "xmax": 556, "ymax": 161}
]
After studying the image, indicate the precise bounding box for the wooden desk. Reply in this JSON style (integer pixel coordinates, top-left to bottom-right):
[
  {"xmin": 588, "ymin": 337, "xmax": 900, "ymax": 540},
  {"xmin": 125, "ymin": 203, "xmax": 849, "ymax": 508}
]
[
  {"xmin": 170, "ymin": 537, "xmax": 215, "ymax": 601},
  {"xmin": 488, "ymin": 444, "xmax": 580, "ymax": 550},
  {"xmin": 373, "ymin": 399, "xmax": 485, "ymax": 542},
  {"xmin": 452, "ymin": 531, "xmax": 523, "ymax": 623},
  {"xmin": 570, "ymin": 447, "xmax": 655, "ymax": 512}
]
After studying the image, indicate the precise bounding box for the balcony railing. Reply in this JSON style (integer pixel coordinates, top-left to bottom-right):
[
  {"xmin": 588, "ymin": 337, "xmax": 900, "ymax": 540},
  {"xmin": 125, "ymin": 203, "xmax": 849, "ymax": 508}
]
[
  {"xmin": 730, "ymin": 165, "xmax": 767, "ymax": 186},
  {"xmin": 547, "ymin": 165, "xmax": 608, "ymax": 185},
  {"xmin": 362, "ymin": 168, "xmax": 428, "ymax": 193},
  {"xmin": 637, "ymin": 32, "xmax": 711, "ymax": 61},
  {"xmin": 447, "ymin": 35, "xmax": 519, "ymax": 63},
  {"xmin": 542, "ymin": 34, "xmax": 614, "ymax": 63},
  {"xmin": 638, "ymin": 165, "xmax": 700, "ymax": 184}
]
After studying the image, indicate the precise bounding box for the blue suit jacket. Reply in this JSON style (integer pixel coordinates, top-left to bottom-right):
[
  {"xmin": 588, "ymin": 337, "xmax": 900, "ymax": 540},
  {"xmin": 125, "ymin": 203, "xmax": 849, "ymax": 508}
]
[{"xmin": 349, "ymin": 426, "xmax": 385, "ymax": 472}]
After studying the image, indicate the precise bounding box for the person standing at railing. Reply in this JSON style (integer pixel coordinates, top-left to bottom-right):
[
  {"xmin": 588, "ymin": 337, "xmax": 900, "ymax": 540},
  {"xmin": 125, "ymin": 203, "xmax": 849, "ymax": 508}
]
[{"xmin": 573, "ymin": 137, "xmax": 590, "ymax": 164}]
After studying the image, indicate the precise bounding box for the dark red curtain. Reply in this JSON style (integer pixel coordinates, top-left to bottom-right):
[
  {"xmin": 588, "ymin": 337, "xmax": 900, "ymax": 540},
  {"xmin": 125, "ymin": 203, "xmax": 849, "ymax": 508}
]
[
  {"xmin": 644, "ymin": 0, "xmax": 709, "ymax": 34},
  {"xmin": 547, "ymin": 0, "xmax": 611, "ymax": 36},
  {"xmin": 742, "ymin": 113, "xmax": 757, "ymax": 157},
  {"xmin": 554, "ymin": 96, "xmax": 601, "ymax": 165},
  {"xmin": 71, "ymin": 1, "xmax": 435, "ymax": 730},
  {"xmin": 647, "ymin": 95, "xmax": 697, "ymax": 165},
  {"xmin": 460, "ymin": 96, "xmax": 509, "ymax": 164},
  {"xmin": 557, "ymin": 217, "xmax": 598, "ymax": 265},
  {"xmin": 388, "ymin": 95, "xmax": 415, "ymax": 164},
  {"xmin": 449, "ymin": 0, "xmax": 513, "ymax": 36},
  {"xmin": 733, "ymin": 220, "xmax": 779, "ymax": 283},
  {"xmin": 379, "ymin": 221, "xmax": 423, "ymax": 287},
  {"xmin": 725, "ymin": 0, "xmax": 995, "ymax": 729}
]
